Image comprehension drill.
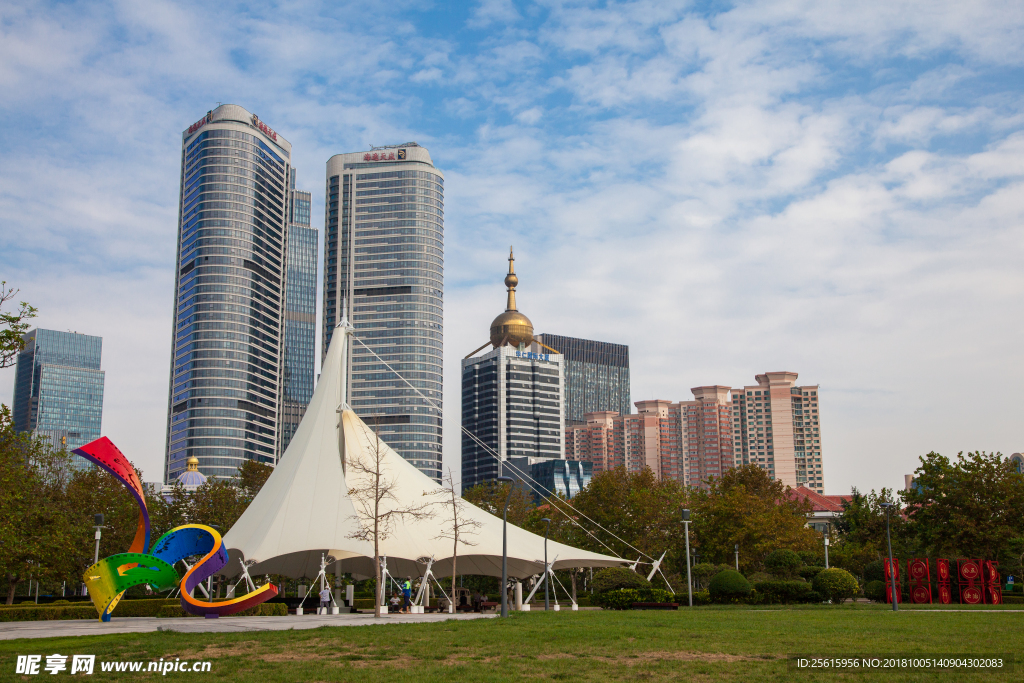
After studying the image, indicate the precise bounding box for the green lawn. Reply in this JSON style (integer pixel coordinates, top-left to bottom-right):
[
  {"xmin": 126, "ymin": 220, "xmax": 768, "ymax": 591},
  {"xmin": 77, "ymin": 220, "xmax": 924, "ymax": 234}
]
[{"xmin": 3, "ymin": 605, "xmax": 1021, "ymax": 681}]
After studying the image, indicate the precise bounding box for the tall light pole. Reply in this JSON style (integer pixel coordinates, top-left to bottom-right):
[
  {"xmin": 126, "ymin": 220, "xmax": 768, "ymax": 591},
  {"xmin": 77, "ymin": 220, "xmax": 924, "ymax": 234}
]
[
  {"xmin": 541, "ymin": 518, "xmax": 551, "ymax": 611},
  {"xmin": 823, "ymin": 522, "xmax": 830, "ymax": 569},
  {"xmin": 682, "ymin": 508, "xmax": 692, "ymax": 607},
  {"xmin": 92, "ymin": 513, "xmax": 105, "ymax": 565},
  {"xmin": 880, "ymin": 503, "xmax": 898, "ymax": 612},
  {"xmin": 498, "ymin": 476, "xmax": 514, "ymax": 618}
]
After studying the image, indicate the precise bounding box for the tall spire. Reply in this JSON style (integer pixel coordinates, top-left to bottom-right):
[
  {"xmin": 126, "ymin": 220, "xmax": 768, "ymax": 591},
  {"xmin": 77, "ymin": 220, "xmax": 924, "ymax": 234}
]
[{"xmin": 505, "ymin": 246, "xmax": 519, "ymax": 312}]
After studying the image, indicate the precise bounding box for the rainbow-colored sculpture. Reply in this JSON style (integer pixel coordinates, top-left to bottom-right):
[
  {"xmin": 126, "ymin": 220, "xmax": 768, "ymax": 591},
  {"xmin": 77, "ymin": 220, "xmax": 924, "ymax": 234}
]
[{"xmin": 75, "ymin": 437, "xmax": 277, "ymax": 622}]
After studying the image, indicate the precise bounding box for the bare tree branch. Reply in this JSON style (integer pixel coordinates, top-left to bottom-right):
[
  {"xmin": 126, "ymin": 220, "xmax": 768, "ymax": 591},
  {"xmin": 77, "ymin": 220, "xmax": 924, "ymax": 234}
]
[
  {"xmin": 346, "ymin": 419, "xmax": 432, "ymax": 617},
  {"xmin": 427, "ymin": 467, "xmax": 482, "ymax": 611}
]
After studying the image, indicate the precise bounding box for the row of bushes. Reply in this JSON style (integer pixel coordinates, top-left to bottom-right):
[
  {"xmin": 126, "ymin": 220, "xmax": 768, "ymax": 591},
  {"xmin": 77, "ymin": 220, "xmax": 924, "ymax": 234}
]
[
  {"xmin": 592, "ymin": 589, "xmax": 677, "ymax": 610},
  {"xmin": 0, "ymin": 598, "xmax": 287, "ymax": 622}
]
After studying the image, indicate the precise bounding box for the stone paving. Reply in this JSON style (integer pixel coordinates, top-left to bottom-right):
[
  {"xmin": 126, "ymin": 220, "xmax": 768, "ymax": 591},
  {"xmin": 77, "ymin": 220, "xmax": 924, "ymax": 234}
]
[{"xmin": 0, "ymin": 612, "xmax": 495, "ymax": 641}]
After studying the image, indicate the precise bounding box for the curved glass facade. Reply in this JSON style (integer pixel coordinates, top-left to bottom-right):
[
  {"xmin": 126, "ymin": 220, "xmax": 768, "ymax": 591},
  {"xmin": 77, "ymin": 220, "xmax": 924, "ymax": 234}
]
[
  {"xmin": 324, "ymin": 147, "xmax": 443, "ymax": 481},
  {"xmin": 165, "ymin": 105, "xmax": 291, "ymax": 482}
]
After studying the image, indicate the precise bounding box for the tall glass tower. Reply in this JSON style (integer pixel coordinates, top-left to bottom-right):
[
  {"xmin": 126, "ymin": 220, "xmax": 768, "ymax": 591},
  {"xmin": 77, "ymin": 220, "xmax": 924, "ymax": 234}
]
[
  {"xmin": 12, "ymin": 328, "xmax": 105, "ymax": 470},
  {"xmin": 535, "ymin": 333, "xmax": 630, "ymax": 427},
  {"xmin": 280, "ymin": 171, "xmax": 317, "ymax": 455},
  {"xmin": 323, "ymin": 144, "xmax": 443, "ymax": 481},
  {"xmin": 164, "ymin": 104, "xmax": 292, "ymax": 483}
]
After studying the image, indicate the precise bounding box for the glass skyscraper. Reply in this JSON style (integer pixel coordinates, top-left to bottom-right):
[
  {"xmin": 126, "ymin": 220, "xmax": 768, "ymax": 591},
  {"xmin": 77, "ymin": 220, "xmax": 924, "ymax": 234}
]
[
  {"xmin": 12, "ymin": 328, "xmax": 105, "ymax": 469},
  {"xmin": 536, "ymin": 333, "xmax": 630, "ymax": 426},
  {"xmin": 164, "ymin": 104, "xmax": 294, "ymax": 483},
  {"xmin": 323, "ymin": 144, "xmax": 443, "ymax": 481},
  {"xmin": 280, "ymin": 171, "xmax": 317, "ymax": 455}
]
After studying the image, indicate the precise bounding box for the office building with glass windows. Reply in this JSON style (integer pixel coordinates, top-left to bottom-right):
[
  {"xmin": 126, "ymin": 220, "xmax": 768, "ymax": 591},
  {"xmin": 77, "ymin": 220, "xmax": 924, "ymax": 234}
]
[
  {"xmin": 164, "ymin": 104, "xmax": 294, "ymax": 483},
  {"xmin": 12, "ymin": 328, "xmax": 105, "ymax": 469},
  {"xmin": 323, "ymin": 144, "xmax": 444, "ymax": 481},
  {"xmin": 279, "ymin": 171, "xmax": 317, "ymax": 455},
  {"xmin": 461, "ymin": 251, "xmax": 566, "ymax": 490},
  {"xmin": 535, "ymin": 333, "xmax": 629, "ymax": 427}
]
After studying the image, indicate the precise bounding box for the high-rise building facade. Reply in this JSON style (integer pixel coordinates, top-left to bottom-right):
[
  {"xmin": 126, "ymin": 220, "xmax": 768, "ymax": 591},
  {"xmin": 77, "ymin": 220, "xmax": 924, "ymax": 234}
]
[
  {"xmin": 461, "ymin": 252, "xmax": 565, "ymax": 490},
  {"xmin": 12, "ymin": 329, "xmax": 104, "ymax": 469},
  {"xmin": 535, "ymin": 333, "xmax": 629, "ymax": 427},
  {"xmin": 567, "ymin": 372, "xmax": 824, "ymax": 492},
  {"xmin": 279, "ymin": 171, "xmax": 317, "ymax": 455},
  {"xmin": 164, "ymin": 104, "xmax": 293, "ymax": 483},
  {"xmin": 730, "ymin": 372, "xmax": 823, "ymax": 492},
  {"xmin": 323, "ymin": 144, "xmax": 444, "ymax": 480}
]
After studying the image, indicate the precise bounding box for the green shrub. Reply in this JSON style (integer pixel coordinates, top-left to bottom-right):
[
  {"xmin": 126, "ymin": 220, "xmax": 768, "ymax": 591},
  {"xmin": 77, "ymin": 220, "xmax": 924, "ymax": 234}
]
[
  {"xmin": 863, "ymin": 559, "xmax": 885, "ymax": 584},
  {"xmin": 694, "ymin": 590, "xmax": 711, "ymax": 606},
  {"xmin": 0, "ymin": 605, "xmax": 98, "ymax": 622},
  {"xmin": 798, "ymin": 551, "xmax": 824, "ymax": 567},
  {"xmin": 753, "ymin": 580, "xmax": 821, "ymax": 604},
  {"xmin": 799, "ymin": 566, "xmax": 825, "ymax": 580},
  {"xmin": 864, "ymin": 580, "xmax": 886, "ymax": 602},
  {"xmin": 593, "ymin": 588, "xmax": 675, "ymax": 610},
  {"xmin": 708, "ymin": 570, "xmax": 752, "ymax": 603},
  {"xmin": 764, "ymin": 550, "xmax": 803, "ymax": 579},
  {"xmin": 591, "ymin": 567, "xmax": 652, "ymax": 594},
  {"xmin": 812, "ymin": 568, "xmax": 860, "ymax": 603}
]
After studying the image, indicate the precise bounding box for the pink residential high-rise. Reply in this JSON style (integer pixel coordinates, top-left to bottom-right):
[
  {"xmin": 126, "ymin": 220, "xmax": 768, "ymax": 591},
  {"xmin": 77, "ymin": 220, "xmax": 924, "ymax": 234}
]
[{"xmin": 566, "ymin": 371, "xmax": 824, "ymax": 492}]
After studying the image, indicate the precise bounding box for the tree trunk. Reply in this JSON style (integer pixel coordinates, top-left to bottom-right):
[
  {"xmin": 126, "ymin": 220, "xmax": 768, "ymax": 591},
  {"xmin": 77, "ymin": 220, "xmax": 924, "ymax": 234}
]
[
  {"xmin": 451, "ymin": 543, "xmax": 457, "ymax": 614},
  {"xmin": 373, "ymin": 536, "xmax": 381, "ymax": 618},
  {"xmin": 6, "ymin": 574, "xmax": 20, "ymax": 605}
]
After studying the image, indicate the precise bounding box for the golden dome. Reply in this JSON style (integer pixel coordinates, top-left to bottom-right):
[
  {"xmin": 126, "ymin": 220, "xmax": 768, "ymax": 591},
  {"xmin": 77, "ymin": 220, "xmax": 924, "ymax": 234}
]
[
  {"xmin": 489, "ymin": 247, "xmax": 534, "ymax": 348},
  {"xmin": 186, "ymin": 456, "xmax": 200, "ymax": 472}
]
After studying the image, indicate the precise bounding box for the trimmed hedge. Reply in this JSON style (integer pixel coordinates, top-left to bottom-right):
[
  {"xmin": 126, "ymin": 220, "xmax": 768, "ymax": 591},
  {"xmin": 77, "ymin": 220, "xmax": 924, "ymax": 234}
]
[
  {"xmin": 764, "ymin": 549, "xmax": 803, "ymax": 578},
  {"xmin": 594, "ymin": 588, "xmax": 675, "ymax": 610},
  {"xmin": 592, "ymin": 567, "xmax": 652, "ymax": 594},
  {"xmin": 813, "ymin": 569, "xmax": 859, "ymax": 603},
  {"xmin": 753, "ymin": 580, "xmax": 821, "ymax": 604},
  {"xmin": 798, "ymin": 566, "xmax": 825, "ymax": 581},
  {"xmin": 864, "ymin": 580, "xmax": 886, "ymax": 602},
  {"xmin": 708, "ymin": 570, "xmax": 752, "ymax": 604},
  {"xmin": 0, "ymin": 598, "xmax": 287, "ymax": 622}
]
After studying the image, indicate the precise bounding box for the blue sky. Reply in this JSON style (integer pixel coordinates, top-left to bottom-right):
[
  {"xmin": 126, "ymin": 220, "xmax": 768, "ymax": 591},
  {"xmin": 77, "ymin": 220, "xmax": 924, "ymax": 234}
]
[{"xmin": 1, "ymin": 0, "xmax": 1023, "ymax": 492}]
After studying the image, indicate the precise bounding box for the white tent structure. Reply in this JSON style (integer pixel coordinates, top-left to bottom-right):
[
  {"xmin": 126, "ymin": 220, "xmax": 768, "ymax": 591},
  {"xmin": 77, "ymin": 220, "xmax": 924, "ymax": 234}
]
[{"xmin": 221, "ymin": 319, "xmax": 624, "ymax": 582}]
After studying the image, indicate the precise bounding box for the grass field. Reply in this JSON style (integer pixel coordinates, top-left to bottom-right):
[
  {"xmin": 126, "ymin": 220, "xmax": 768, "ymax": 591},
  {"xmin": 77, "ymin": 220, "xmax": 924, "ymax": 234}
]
[{"xmin": 3, "ymin": 605, "xmax": 1021, "ymax": 681}]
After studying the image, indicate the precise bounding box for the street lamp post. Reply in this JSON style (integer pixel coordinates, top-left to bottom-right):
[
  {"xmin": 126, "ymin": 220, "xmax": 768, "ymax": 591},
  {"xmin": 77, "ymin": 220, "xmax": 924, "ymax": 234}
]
[
  {"xmin": 823, "ymin": 523, "xmax": 830, "ymax": 569},
  {"xmin": 541, "ymin": 518, "xmax": 551, "ymax": 611},
  {"xmin": 498, "ymin": 476, "xmax": 514, "ymax": 618},
  {"xmin": 93, "ymin": 513, "xmax": 105, "ymax": 565},
  {"xmin": 880, "ymin": 503, "xmax": 898, "ymax": 612},
  {"xmin": 734, "ymin": 544, "xmax": 739, "ymax": 571},
  {"xmin": 682, "ymin": 508, "xmax": 693, "ymax": 607}
]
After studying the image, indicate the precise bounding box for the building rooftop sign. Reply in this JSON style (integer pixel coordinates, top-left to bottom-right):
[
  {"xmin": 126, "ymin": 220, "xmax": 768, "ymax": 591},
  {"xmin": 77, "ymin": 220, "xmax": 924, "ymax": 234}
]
[{"xmin": 250, "ymin": 114, "xmax": 278, "ymax": 141}]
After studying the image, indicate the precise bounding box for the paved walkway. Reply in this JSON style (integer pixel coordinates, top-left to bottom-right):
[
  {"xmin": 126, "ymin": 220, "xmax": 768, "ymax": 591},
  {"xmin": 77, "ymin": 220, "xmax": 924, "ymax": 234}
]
[{"xmin": 0, "ymin": 612, "xmax": 495, "ymax": 641}]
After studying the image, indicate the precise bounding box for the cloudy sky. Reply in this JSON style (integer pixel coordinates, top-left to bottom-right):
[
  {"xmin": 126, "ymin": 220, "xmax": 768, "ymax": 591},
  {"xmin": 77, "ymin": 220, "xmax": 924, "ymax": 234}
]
[{"xmin": 1, "ymin": 0, "xmax": 1022, "ymax": 494}]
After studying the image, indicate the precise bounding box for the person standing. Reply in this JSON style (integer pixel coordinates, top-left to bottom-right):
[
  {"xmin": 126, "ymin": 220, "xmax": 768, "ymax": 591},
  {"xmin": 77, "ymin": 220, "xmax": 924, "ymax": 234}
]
[
  {"xmin": 402, "ymin": 578, "xmax": 412, "ymax": 613},
  {"xmin": 319, "ymin": 586, "xmax": 332, "ymax": 615}
]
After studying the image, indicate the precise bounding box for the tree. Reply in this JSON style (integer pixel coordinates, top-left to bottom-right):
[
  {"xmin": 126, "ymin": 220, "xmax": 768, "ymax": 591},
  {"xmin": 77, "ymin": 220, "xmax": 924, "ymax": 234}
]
[
  {"xmin": 462, "ymin": 479, "xmax": 535, "ymax": 528},
  {"xmin": 763, "ymin": 549, "xmax": 802, "ymax": 579},
  {"xmin": 690, "ymin": 465, "xmax": 818, "ymax": 572},
  {"xmin": 831, "ymin": 487, "xmax": 907, "ymax": 579},
  {"xmin": 560, "ymin": 467, "xmax": 688, "ymax": 584},
  {"xmin": 0, "ymin": 283, "xmax": 37, "ymax": 368},
  {"xmin": 0, "ymin": 408, "xmax": 79, "ymax": 603},
  {"xmin": 235, "ymin": 459, "xmax": 273, "ymax": 506},
  {"xmin": 902, "ymin": 451, "xmax": 1024, "ymax": 567},
  {"xmin": 428, "ymin": 467, "xmax": 481, "ymax": 612},
  {"xmin": 346, "ymin": 424, "xmax": 431, "ymax": 617}
]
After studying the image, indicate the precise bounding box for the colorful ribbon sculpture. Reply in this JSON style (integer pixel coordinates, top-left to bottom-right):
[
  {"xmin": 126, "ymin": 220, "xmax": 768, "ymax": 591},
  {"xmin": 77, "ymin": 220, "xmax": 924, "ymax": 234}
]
[{"xmin": 75, "ymin": 437, "xmax": 277, "ymax": 622}]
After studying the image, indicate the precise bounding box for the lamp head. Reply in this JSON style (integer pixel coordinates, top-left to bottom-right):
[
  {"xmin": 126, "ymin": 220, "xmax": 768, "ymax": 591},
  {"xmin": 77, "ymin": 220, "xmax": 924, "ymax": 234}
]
[
  {"xmin": 498, "ymin": 476, "xmax": 513, "ymax": 484},
  {"xmin": 681, "ymin": 508, "xmax": 690, "ymax": 522},
  {"xmin": 735, "ymin": 544, "xmax": 739, "ymax": 552},
  {"xmin": 94, "ymin": 513, "xmax": 104, "ymax": 527},
  {"xmin": 541, "ymin": 518, "xmax": 551, "ymax": 525}
]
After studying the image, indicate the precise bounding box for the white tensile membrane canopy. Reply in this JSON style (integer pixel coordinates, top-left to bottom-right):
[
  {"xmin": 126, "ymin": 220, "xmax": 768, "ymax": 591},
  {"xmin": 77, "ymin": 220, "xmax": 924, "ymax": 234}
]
[{"xmin": 221, "ymin": 320, "xmax": 624, "ymax": 581}]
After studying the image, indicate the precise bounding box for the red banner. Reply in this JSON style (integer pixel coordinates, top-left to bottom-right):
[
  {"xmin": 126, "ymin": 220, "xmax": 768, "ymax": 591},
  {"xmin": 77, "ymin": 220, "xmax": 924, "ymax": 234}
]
[
  {"xmin": 884, "ymin": 558, "xmax": 902, "ymax": 604},
  {"xmin": 959, "ymin": 559, "xmax": 983, "ymax": 604},
  {"xmin": 907, "ymin": 558, "xmax": 932, "ymax": 604},
  {"xmin": 983, "ymin": 561, "xmax": 1001, "ymax": 605},
  {"xmin": 937, "ymin": 558, "xmax": 952, "ymax": 604}
]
